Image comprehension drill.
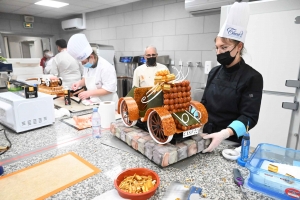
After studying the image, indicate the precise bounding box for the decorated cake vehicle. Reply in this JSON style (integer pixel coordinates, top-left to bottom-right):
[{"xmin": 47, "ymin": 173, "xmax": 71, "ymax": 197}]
[
  {"xmin": 117, "ymin": 68, "xmax": 208, "ymax": 145},
  {"xmin": 26, "ymin": 77, "xmax": 66, "ymax": 96}
]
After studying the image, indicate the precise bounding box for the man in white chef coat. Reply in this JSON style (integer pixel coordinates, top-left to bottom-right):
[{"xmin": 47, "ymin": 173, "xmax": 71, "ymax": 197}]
[
  {"xmin": 67, "ymin": 34, "xmax": 118, "ymax": 107},
  {"xmin": 50, "ymin": 39, "xmax": 83, "ymax": 88},
  {"xmin": 132, "ymin": 45, "xmax": 169, "ymax": 87},
  {"xmin": 43, "ymin": 51, "xmax": 54, "ymax": 74}
]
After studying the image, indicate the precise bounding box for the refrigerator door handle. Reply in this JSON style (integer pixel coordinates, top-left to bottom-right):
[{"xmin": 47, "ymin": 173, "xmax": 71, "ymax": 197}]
[
  {"xmin": 282, "ymin": 101, "xmax": 299, "ymax": 111},
  {"xmin": 285, "ymin": 80, "xmax": 300, "ymax": 88}
]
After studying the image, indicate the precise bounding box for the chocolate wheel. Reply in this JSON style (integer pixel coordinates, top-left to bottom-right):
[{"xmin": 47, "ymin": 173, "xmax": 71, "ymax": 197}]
[
  {"xmin": 147, "ymin": 110, "xmax": 173, "ymax": 144},
  {"xmin": 120, "ymin": 100, "xmax": 137, "ymax": 127}
]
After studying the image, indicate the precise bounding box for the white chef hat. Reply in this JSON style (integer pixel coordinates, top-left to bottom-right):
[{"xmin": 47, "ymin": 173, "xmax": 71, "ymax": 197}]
[
  {"xmin": 67, "ymin": 33, "xmax": 93, "ymax": 61},
  {"xmin": 218, "ymin": 2, "xmax": 250, "ymax": 43}
]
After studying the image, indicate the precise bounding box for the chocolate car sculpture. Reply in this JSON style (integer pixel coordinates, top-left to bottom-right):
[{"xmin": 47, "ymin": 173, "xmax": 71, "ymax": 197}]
[
  {"xmin": 117, "ymin": 69, "xmax": 208, "ymax": 144},
  {"xmin": 26, "ymin": 77, "xmax": 64, "ymax": 96}
]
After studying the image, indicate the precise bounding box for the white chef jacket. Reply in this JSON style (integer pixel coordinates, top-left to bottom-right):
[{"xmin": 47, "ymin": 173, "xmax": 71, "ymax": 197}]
[
  {"xmin": 51, "ymin": 50, "xmax": 83, "ymax": 88},
  {"xmin": 44, "ymin": 57, "xmax": 54, "ymax": 74},
  {"xmin": 83, "ymin": 56, "xmax": 118, "ymax": 107},
  {"xmin": 132, "ymin": 63, "xmax": 169, "ymax": 87}
]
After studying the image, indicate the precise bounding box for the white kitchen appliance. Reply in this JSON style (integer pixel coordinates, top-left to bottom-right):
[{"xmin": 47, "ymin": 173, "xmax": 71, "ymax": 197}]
[
  {"xmin": 220, "ymin": 0, "xmax": 300, "ymax": 149},
  {"xmin": 0, "ymin": 92, "xmax": 55, "ymax": 133}
]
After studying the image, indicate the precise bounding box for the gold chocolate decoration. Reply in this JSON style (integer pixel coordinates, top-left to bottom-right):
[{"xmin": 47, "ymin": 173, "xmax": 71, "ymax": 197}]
[
  {"xmin": 162, "ymin": 84, "xmax": 171, "ymax": 91},
  {"xmin": 154, "ymin": 70, "xmax": 175, "ymax": 92},
  {"xmin": 166, "ymin": 74, "xmax": 175, "ymax": 82}
]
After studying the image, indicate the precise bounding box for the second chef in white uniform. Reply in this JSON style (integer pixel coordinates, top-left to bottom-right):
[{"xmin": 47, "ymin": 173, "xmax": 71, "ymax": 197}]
[
  {"xmin": 67, "ymin": 33, "xmax": 118, "ymax": 106},
  {"xmin": 132, "ymin": 45, "xmax": 169, "ymax": 88}
]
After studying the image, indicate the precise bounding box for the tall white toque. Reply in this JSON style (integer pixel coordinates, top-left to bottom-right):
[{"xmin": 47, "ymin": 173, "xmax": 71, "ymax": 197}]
[
  {"xmin": 67, "ymin": 33, "xmax": 93, "ymax": 61},
  {"xmin": 218, "ymin": 2, "xmax": 250, "ymax": 43}
]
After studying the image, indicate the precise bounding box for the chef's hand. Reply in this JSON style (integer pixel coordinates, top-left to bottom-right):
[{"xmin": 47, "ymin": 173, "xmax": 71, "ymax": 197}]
[
  {"xmin": 78, "ymin": 91, "xmax": 91, "ymax": 100},
  {"xmin": 72, "ymin": 81, "xmax": 81, "ymax": 90},
  {"xmin": 201, "ymin": 129, "xmax": 231, "ymax": 153}
]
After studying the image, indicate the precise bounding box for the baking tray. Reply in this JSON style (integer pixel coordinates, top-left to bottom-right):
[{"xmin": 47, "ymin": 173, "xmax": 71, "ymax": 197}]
[
  {"xmin": 61, "ymin": 113, "xmax": 122, "ymax": 131},
  {"xmin": 61, "ymin": 113, "xmax": 92, "ymax": 130},
  {"xmin": 54, "ymin": 97, "xmax": 96, "ymax": 113}
]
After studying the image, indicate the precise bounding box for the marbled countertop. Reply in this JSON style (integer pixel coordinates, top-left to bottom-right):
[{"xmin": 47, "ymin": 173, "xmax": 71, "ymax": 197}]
[{"xmin": 0, "ymin": 110, "xmax": 273, "ymax": 200}]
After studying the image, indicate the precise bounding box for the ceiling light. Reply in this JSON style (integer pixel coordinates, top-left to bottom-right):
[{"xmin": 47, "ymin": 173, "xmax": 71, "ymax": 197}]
[{"xmin": 35, "ymin": 0, "xmax": 69, "ymax": 8}]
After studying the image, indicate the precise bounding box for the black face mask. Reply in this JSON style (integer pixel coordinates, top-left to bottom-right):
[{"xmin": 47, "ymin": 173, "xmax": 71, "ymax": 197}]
[
  {"xmin": 146, "ymin": 57, "xmax": 156, "ymax": 66},
  {"xmin": 217, "ymin": 46, "xmax": 238, "ymax": 66}
]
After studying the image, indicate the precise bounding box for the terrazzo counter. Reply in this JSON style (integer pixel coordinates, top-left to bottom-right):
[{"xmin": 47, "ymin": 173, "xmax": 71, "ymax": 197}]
[{"xmin": 0, "ymin": 111, "xmax": 273, "ymax": 200}]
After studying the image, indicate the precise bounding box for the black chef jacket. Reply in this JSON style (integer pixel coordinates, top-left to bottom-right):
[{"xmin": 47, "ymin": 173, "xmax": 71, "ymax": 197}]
[{"xmin": 201, "ymin": 58, "xmax": 263, "ymax": 142}]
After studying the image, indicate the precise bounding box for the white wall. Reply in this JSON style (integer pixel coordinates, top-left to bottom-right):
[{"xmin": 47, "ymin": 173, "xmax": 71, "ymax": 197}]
[
  {"xmin": 0, "ymin": 12, "xmax": 62, "ymax": 57},
  {"xmin": 6, "ymin": 35, "xmax": 43, "ymax": 58},
  {"xmin": 64, "ymin": 0, "xmax": 220, "ymax": 100}
]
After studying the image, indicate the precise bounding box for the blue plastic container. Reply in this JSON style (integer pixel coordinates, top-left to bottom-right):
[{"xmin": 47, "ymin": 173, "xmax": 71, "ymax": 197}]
[{"xmin": 245, "ymin": 143, "xmax": 300, "ymax": 200}]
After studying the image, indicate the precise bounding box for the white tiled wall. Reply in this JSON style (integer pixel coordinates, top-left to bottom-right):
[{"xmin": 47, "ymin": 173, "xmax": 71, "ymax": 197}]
[
  {"xmin": 164, "ymin": 2, "xmax": 190, "ymax": 20},
  {"xmin": 142, "ymin": 6, "xmax": 164, "ymax": 23},
  {"xmin": 164, "ymin": 35, "xmax": 188, "ymax": 51},
  {"xmin": 153, "ymin": 20, "xmax": 176, "ymax": 36},
  {"xmin": 176, "ymin": 17, "xmax": 204, "ymax": 35},
  {"xmin": 117, "ymin": 25, "xmax": 133, "ymax": 39},
  {"xmin": 124, "ymin": 10, "xmax": 143, "ymax": 25},
  {"xmin": 63, "ymin": 0, "xmax": 220, "ymax": 100}
]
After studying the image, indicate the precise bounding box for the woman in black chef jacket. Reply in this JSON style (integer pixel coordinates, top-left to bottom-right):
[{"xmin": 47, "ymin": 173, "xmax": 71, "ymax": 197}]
[{"xmin": 200, "ymin": 1, "xmax": 263, "ymax": 153}]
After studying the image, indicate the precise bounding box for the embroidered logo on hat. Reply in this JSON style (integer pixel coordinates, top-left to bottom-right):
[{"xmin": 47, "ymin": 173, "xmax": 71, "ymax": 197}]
[
  {"xmin": 217, "ymin": 2, "xmax": 250, "ymax": 43},
  {"xmin": 227, "ymin": 27, "xmax": 243, "ymax": 38},
  {"xmin": 77, "ymin": 53, "xmax": 87, "ymax": 61}
]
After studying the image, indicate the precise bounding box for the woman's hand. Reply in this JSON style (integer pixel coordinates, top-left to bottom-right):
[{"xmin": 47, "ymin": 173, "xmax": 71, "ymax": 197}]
[
  {"xmin": 78, "ymin": 91, "xmax": 91, "ymax": 100},
  {"xmin": 201, "ymin": 129, "xmax": 231, "ymax": 153}
]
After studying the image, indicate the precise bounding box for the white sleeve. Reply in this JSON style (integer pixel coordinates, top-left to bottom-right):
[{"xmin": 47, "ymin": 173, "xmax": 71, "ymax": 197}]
[
  {"xmin": 132, "ymin": 68, "xmax": 139, "ymax": 87},
  {"xmin": 44, "ymin": 58, "xmax": 53, "ymax": 74},
  {"xmin": 99, "ymin": 64, "xmax": 117, "ymax": 93},
  {"xmin": 50, "ymin": 57, "xmax": 59, "ymax": 76}
]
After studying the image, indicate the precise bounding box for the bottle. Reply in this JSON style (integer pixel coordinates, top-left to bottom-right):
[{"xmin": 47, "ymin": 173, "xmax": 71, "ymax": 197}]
[
  {"xmin": 64, "ymin": 86, "xmax": 71, "ymax": 105},
  {"xmin": 237, "ymin": 121, "xmax": 250, "ymax": 167},
  {"xmin": 91, "ymin": 107, "xmax": 101, "ymax": 138},
  {"xmin": 0, "ymin": 165, "xmax": 3, "ymax": 176}
]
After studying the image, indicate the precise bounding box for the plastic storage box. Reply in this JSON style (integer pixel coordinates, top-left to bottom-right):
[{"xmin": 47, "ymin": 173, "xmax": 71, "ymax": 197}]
[{"xmin": 245, "ymin": 143, "xmax": 300, "ymax": 200}]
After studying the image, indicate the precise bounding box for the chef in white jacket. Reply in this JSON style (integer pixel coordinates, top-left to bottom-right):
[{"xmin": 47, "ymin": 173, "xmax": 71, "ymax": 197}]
[
  {"xmin": 43, "ymin": 51, "xmax": 54, "ymax": 74},
  {"xmin": 50, "ymin": 39, "xmax": 83, "ymax": 88},
  {"xmin": 67, "ymin": 33, "xmax": 118, "ymax": 106},
  {"xmin": 132, "ymin": 45, "xmax": 169, "ymax": 87}
]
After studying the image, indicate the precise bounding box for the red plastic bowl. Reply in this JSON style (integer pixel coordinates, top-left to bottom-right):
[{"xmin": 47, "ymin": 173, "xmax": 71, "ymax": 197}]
[{"xmin": 114, "ymin": 168, "xmax": 160, "ymax": 200}]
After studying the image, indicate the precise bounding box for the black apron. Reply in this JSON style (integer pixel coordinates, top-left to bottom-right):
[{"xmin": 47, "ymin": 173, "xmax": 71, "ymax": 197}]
[{"xmin": 203, "ymin": 65, "xmax": 245, "ymax": 143}]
